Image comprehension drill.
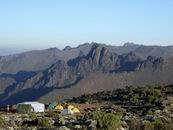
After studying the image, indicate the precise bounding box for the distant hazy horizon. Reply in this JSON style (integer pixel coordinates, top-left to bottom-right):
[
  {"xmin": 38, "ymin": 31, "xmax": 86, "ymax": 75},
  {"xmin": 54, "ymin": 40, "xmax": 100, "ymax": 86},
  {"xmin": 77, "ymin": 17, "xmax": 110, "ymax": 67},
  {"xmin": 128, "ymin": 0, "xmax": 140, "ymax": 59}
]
[
  {"xmin": 1, "ymin": 42, "xmax": 173, "ymax": 56},
  {"xmin": 0, "ymin": 0, "xmax": 173, "ymax": 55}
]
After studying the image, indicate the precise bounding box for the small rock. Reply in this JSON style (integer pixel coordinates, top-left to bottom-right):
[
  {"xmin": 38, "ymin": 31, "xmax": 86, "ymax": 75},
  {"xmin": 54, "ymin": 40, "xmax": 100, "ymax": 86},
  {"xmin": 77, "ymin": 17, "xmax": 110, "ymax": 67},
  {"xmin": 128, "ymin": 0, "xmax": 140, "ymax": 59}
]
[
  {"xmin": 74, "ymin": 125, "xmax": 81, "ymax": 129},
  {"xmin": 31, "ymin": 127, "xmax": 37, "ymax": 130},
  {"xmin": 88, "ymin": 119, "xmax": 97, "ymax": 129},
  {"xmin": 7, "ymin": 127, "xmax": 14, "ymax": 130},
  {"xmin": 59, "ymin": 126, "xmax": 70, "ymax": 130},
  {"xmin": 144, "ymin": 115, "xmax": 155, "ymax": 121}
]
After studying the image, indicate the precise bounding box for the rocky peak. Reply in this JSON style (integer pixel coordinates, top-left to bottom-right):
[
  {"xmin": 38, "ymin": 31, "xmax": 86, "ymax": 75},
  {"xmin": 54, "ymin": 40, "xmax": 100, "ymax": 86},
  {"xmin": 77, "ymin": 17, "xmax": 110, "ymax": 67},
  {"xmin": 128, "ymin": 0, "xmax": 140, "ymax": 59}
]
[
  {"xmin": 74, "ymin": 44, "xmax": 120, "ymax": 73},
  {"xmin": 123, "ymin": 42, "xmax": 137, "ymax": 47},
  {"xmin": 48, "ymin": 47, "xmax": 59, "ymax": 51},
  {"xmin": 139, "ymin": 56, "xmax": 164, "ymax": 70},
  {"xmin": 145, "ymin": 56, "xmax": 164, "ymax": 66},
  {"xmin": 63, "ymin": 46, "xmax": 72, "ymax": 51},
  {"xmin": 86, "ymin": 44, "xmax": 100, "ymax": 59},
  {"xmin": 120, "ymin": 52, "xmax": 141, "ymax": 63}
]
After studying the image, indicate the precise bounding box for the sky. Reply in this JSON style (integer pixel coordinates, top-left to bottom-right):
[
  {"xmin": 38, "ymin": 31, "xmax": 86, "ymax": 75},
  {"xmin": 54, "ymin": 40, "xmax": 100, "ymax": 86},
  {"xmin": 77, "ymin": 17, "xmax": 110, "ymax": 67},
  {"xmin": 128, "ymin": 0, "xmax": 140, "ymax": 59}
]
[{"xmin": 0, "ymin": 0, "xmax": 173, "ymax": 55}]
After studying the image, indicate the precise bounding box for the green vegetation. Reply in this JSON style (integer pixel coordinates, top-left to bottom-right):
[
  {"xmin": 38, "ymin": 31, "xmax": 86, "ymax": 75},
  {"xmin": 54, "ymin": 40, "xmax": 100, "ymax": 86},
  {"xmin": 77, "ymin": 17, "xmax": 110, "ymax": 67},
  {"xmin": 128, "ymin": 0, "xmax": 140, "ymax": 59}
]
[
  {"xmin": 1, "ymin": 85, "xmax": 173, "ymax": 129},
  {"xmin": 38, "ymin": 118, "xmax": 51, "ymax": 128},
  {"xmin": 89, "ymin": 111, "xmax": 121, "ymax": 130},
  {"xmin": 127, "ymin": 118, "xmax": 173, "ymax": 130},
  {"xmin": 49, "ymin": 111, "xmax": 59, "ymax": 119},
  {"xmin": 29, "ymin": 113, "xmax": 37, "ymax": 120},
  {"xmin": 142, "ymin": 120, "xmax": 154, "ymax": 130},
  {"xmin": 71, "ymin": 85, "xmax": 171, "ymax": 114},
  {"xmin": 68, "ymin": 85, "xmax": 173, "ymax": 130},
  {"xmin": 152, "ymin": 117, "xmax": 173, "ymax": 130},
  {"xmin": 0, "ymin": 115, "xmax": 5, "ymax": 127},
  {"xmin": 127, "ymin": 118, "xmax": 141, "ymax": 130}
]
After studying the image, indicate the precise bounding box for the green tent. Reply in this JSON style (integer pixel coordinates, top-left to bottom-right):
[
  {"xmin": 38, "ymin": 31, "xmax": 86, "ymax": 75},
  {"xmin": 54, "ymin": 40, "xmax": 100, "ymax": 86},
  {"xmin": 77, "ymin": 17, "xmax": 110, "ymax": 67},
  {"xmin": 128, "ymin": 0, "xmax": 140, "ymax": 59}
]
[
  {"xmin": 16, "ymin": 104, "xmax": 32, "ymax": 114},
  {"xmin": 48, "ymin": 101, "xmax": 57, "ymax": 109}
]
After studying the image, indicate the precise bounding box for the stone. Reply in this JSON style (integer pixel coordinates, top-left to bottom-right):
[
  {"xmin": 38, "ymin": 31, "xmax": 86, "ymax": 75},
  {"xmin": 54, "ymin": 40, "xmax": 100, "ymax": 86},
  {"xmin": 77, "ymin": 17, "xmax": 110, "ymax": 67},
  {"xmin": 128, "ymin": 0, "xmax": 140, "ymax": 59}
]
[
  {"xmin": 7, "ymin": 127, "xmax": 14, "ymax": 130},
  {"xmin": 144, "ymin": 115, "xmax": 155, "ymax": 121},
  {"xmin": 74, "ymin": 125, "xmax": 81, "ymax": 129},
  {"xmin": 59, "ymin": 126, "xmax": 70, "ymax": 130},
  {"xmin": 88, "ymin": 119, "xmax": 97, "ymax": 129}
]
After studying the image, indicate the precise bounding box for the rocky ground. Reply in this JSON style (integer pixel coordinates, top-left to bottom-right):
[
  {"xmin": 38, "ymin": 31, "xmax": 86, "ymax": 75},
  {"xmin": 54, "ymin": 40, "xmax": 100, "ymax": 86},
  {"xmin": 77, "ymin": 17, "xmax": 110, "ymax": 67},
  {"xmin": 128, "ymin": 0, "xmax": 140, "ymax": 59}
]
[
  {"xmin": 0, "ymin": 102, "xmax": 173, "ymax": 130},
  {"xmin": 1, "ymin": 85, "xmax": 173, "ymax": 130},
  {"xmin": 0, "ymin": 112, "xmax": 95, "ymax": 130},
  {"xmin": 0, "ymin": 103, "xmax": 125, "ymax": 130}
]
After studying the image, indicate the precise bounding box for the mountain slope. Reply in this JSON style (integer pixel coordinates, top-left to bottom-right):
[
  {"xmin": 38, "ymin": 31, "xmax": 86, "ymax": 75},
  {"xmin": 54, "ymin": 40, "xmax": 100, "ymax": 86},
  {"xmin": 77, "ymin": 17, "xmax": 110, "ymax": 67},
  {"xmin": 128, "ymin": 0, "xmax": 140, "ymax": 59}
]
[{"xmin": 0, "ymin": 44, "xmax": 169, "ymax": 105}]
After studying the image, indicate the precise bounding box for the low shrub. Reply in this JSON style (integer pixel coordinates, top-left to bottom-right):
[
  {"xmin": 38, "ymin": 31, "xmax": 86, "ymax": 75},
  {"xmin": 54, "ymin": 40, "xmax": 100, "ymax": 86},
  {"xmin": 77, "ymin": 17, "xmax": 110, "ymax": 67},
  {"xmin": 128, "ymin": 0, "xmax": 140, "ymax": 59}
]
[
  {"xmin": 38, "ymin": 118, "xmax": 51, "ymax": 128},
  {"xmin": 0, "ymin": 115, "xmax": 5, "ymax": 127},
  {"xmin": 89, "ymin": 111, "xmax": 121, "ymax": 130},
  {"xmin": 29, "ymin": 113, "xmax": 37, "ymax": 120},
  {"xmin": 127, "ymin": 118, "xmax": 141, "ymax": 130},
  {"xmin": 49, "ymin": 111, "xmax": 59, "ymax": 119},
  {"xmin": 142, "ymin": 120, "xmax": 154, "ymax": 130}
]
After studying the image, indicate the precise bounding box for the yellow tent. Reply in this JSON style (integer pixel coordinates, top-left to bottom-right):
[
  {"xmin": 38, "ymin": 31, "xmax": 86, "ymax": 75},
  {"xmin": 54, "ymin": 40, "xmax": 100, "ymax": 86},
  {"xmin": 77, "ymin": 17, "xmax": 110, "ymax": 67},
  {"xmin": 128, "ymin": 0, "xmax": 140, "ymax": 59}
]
[
  {"xmin": 72, "ymin": 107, "xmax": 80, "ymax": 113},
  {"xmin": 55, "ymin": 104, "xmax": 64, "ymax": 111},
  {"xmin": 67, "ymin": 105, "xmax": 74, "ymax": 110}
]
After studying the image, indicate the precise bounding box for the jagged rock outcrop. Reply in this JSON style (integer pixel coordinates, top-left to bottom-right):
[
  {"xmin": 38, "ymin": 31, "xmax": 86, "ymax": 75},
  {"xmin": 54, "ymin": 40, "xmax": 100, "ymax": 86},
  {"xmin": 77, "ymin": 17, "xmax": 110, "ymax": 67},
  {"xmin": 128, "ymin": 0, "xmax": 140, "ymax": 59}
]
[
  {"xmin": 63, "ymin": 46, "xmax": 72, "ymax": 51},
  {"xmin": 77, "ymin": 45, "xmax": 120, "ymax": 74},
  {"xmin": 140, "ymin": 56, "xmax": 164, "ymax": 70}
]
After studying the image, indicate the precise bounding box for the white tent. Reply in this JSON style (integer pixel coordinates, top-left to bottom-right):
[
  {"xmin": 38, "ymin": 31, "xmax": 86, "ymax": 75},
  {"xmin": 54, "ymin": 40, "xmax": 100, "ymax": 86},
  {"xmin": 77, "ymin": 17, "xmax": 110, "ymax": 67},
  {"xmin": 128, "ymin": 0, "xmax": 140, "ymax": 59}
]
[
  {"xmin": 61, "ymin": 108, "xmax": 74, "ymax": 115},
  {"xmin": 20, "ymin": 101, "xmax": 45, "ymax": 112}
]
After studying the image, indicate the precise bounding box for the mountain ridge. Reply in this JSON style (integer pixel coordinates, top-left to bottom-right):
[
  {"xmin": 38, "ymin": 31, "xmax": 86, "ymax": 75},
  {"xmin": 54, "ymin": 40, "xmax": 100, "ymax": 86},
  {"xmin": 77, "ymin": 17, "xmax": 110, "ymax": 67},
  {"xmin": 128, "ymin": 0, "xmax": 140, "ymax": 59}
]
[
  {"xmin": 0, "ymin": 43, "xmax": 169, "ymax": 105},
  {"xmin": 1, "ymin": 42, "xmax": 173, "ymax": 74}
]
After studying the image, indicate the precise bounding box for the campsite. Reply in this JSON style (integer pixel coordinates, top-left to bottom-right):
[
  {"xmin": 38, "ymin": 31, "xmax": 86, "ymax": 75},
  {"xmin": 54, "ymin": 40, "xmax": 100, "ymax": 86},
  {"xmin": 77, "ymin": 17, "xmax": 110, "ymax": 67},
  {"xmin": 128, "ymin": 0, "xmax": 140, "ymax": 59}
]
[
  {"xmin": 1, "ymin": 85, "xmax": 173, "ymax": 130},
  {"xmin": 1, "ymin": 0, "xmax": 173, "ymax": 129},
  {"xmin": 0, "ymin": 100, "xmax": 100, "ymax": 130}
]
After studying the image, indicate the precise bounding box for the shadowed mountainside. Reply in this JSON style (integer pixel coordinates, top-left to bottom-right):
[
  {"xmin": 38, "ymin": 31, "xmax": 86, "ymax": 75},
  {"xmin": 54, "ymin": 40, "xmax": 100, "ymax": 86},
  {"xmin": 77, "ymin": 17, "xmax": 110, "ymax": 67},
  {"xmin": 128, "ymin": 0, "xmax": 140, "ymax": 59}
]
[{"xmin": 1, "ymin": 44, "xmax": 171, "ymax": 105}]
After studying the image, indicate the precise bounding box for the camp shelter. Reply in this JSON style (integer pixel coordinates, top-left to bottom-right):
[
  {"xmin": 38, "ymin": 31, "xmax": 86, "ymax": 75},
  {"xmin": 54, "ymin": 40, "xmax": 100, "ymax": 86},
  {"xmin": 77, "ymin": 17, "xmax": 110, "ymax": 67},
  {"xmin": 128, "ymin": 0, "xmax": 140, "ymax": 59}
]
[
  {"xmin": 18, "ymin": 101, "xmax": 45, "ymax": 113},
  {"xmin": 61, "ymin": 108, "xmax": 74, "ymax": 115},
  {"xmin": 48, "ymin": 101, "xmax": 57, "ymax": 109},
  {"xmin": 72, "ymin": 107, "xmax": 80, "ymax": 114},
  {"xmin": 16, "ymin": 104, "xmax": 32, "ymax": 114},
  {"xmin": 67, "ymin": 105, "xmax": 74, "ymax": 110},
  {"xmin": 55, "ymin": 104, "xmax": 64, "ymax": 111}
]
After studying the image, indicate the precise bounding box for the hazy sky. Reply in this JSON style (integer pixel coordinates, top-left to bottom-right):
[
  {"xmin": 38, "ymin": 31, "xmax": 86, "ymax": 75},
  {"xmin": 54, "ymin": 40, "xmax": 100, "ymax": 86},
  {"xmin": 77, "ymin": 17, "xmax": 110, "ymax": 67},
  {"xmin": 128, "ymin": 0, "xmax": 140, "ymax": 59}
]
[{"xmin": 0, "ymin": 0, "xmax": 173, "ymax": 53}]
